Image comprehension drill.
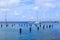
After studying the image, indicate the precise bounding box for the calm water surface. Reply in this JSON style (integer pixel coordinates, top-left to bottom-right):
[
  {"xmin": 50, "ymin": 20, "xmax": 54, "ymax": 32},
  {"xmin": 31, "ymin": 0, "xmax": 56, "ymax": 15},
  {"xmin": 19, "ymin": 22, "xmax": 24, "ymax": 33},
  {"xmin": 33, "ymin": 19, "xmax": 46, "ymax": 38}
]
[{"xmin": 0, "ymin": 22, "xmax": 60, "ymax": 40}]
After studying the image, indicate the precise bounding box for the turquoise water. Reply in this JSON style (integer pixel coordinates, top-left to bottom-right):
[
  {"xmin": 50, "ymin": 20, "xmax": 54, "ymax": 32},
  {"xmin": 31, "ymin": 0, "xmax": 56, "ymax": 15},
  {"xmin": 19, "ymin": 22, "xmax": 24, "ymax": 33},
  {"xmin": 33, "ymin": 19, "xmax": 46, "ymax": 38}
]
[{"xmin": 0, "ymin": 22, "xmax": 60, "ymax": 40}]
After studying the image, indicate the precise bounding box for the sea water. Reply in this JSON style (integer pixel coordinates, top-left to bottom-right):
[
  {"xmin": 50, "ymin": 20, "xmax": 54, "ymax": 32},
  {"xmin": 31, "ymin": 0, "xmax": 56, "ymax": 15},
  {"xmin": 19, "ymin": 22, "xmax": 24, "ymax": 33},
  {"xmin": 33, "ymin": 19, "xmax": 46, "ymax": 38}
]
[{"xmin": 0, "ymin": 22, "xmax": 60, "ymax": 40}]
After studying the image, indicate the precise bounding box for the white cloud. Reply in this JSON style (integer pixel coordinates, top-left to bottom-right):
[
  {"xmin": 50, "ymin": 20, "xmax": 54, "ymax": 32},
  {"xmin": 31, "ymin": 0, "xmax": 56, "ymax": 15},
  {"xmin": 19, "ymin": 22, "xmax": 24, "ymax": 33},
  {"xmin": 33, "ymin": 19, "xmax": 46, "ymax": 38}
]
[
  {"xmin": 33, "ymin": 6, "xmax": 39, "ymax": 11},
  {"xmin": 14, "ymin": 11, "xmax": 21, "ymax": 15},
  {"xmin": 22, "ymin": 16, "xmax": 26, "ymax": 18},
  {"xmin": 56, "ymin": 13, "xmax": 60, "ymax": 17},
  {"xmin": 30, "ymin": 16, "xmax": 36, "ymax": 20},
  {"xmin": 0, "ymin": 8, "xmax": 10, "ymax": 11},
  {"xmin": 0, "ymin": 8, "xmax": 10, "ymax": 14},
  {"xmin": 34, "ymin": 0, "xmax": 57, "ymax": 10},
  {"xmin": 15, "ymin": 12, "xmax": 20, "ymax": 16},
  {"xmin": 44, "ymin": 3, "xmax": 56, "ymax": 8},
  {"xmin": 0, "ymin": 0, "xmax": 20, "ymax": 7},
  {"xmin": 0, "ymin": 0, "xmax": 60, "ymax": 21},
  {"xmin": 0, "ymin": 0, "xmax": 20, "ymax": 13}
]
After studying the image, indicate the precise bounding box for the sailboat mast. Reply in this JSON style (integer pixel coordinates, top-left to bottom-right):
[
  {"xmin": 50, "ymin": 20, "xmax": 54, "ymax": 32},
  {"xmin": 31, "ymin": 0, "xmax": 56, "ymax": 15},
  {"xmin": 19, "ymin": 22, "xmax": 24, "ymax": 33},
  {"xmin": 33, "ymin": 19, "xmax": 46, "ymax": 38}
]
[
  {"xmin": 36, "ymin": 8, "xmax": 39, "ymax": 23},
  {"xmin": 36, "ymin": 11, "xmax": 38, "ymax": 22},
  {"xmin": 34, "ymin": 6, "xmax": 39, "ymax": 22},
  {"xmin": 5, "ymin": 12, "xmax": 7, "ymax": 24}
]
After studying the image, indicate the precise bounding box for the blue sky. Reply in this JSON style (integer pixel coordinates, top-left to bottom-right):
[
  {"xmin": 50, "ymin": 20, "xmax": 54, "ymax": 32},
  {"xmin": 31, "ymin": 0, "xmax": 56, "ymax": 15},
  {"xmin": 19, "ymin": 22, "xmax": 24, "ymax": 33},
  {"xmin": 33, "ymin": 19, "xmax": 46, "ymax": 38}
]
[{"xmin": 0, "ymin": 0, "xmax": 60, "ymax": 21}]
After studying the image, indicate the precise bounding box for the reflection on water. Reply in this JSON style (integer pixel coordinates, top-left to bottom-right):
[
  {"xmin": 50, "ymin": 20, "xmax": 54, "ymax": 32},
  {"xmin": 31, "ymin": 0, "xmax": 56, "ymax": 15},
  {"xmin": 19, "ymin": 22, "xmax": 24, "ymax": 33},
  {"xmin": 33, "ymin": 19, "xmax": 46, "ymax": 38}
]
[
  {"xmin": 6, "ymin": 24, "xmax": 8, "ymax": 27},
  {"xmin": 19, "ymin": 28, "xmax": 22, "ymax": 35},
  {"xmin": 29, "ymin": 27, "xmax": 32, "ymax": 32},
  {"xmin": 0, "ymin": 22, "xmax": 60, "ymax": 40},
  {"xmin": 37, "ymin": 27, "xmax": 39, "ymax": 31},
  {"xmin": 1, "ymin": 24, "xmax": 3, "ymax": 28},
  {"xmin": 42, "ymin": 25, "xmax": 45, "ymax": 29}
]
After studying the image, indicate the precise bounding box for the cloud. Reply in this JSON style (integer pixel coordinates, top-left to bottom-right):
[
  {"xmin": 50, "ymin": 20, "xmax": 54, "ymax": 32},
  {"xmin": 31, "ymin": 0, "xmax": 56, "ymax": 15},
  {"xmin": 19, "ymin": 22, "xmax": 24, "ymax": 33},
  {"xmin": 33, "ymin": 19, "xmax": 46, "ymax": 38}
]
[
  {"xmin": 0, "ymin": 8, "xmax": 10, "ymax": 11},
  {"xmin": 33, "ymin": 6, "xmax": 39, "ymax": 11},
  {"xmin": 44, "ymin": 3, "xmax": 56, "ymax": 8},
  {"xmin": 0, "ymin": 0, "xmax": 20, "ymax": 8},
  {"xmin": 0, "ymin": 0, "xmax": 20, "ymax": 14},
  {"xmin": 14, "ymin": 11, "xmax": 22, "ymax": 16},
  {"xmin": 0, "ymin": 0, "xmax": 20, "ymax": 10},
  {"xmin": 0, "ymin": 0, "xmax": 60, "ymax": 21},
  {"xmin": 22, "ymin": 15, "xmax": 26, "ymax": 18},
  {"xmin": 34, "ymin": 0, "xmax": 57, "ymax": 10},
  {"xmin": 0, "ymin": 8, "xmax": 10, "ymax": 14},
  {"xmin": 56, "ymin": 13, "xmax": 60, "ymax": 17}
]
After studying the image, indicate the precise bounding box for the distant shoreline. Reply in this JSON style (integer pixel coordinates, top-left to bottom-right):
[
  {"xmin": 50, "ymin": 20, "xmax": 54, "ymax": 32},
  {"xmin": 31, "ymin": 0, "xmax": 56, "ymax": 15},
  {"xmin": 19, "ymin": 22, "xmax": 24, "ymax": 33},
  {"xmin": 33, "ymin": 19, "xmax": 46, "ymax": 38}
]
[{"xmin": 0, "ymin": 21, "xmax": 59, "ymax": 23}]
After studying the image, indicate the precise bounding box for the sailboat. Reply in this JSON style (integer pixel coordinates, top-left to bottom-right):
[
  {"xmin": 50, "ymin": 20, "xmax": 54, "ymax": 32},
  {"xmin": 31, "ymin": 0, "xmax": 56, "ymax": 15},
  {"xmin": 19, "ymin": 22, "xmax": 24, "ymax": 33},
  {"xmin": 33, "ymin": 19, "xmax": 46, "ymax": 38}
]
[
  {"xmin": 34, "ymin": 8, "xmax": 40, "ymax": 27},
  {"xmin": 5, "ymin": 13, "xmax": 8, "ymax": 27},
  {"xmin": 34, "ymin": 7, "xmax": 40, "ymax": 24},
  {"xmin": 5, "ymin": 13, "xmax": 7, "ymax": 23}
]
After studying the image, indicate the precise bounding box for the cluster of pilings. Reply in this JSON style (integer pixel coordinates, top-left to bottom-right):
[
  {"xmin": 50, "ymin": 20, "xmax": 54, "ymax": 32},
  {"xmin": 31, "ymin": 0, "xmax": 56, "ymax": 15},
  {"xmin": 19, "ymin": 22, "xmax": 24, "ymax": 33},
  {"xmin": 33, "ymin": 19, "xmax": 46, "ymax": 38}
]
[
  {"xmin": 0, "ymin": 23, "xmax": 53, "ymax": 35},
  {"xmin": 19, "ymin": 23, "xmax": 53, "ymax": 34}
]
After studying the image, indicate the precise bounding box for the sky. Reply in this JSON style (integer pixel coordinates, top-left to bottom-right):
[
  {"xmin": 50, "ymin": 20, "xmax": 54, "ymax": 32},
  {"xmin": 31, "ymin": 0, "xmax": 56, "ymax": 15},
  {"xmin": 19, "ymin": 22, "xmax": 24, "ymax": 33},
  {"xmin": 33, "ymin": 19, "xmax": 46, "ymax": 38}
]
[{"xmin": 0, "ymin": 0, "xmax": 60, "ymax": 21}]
